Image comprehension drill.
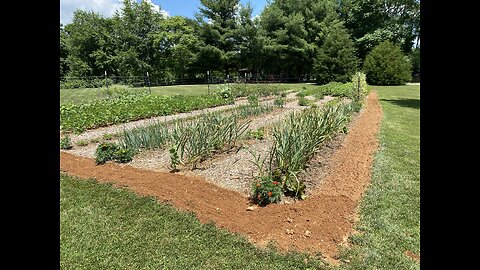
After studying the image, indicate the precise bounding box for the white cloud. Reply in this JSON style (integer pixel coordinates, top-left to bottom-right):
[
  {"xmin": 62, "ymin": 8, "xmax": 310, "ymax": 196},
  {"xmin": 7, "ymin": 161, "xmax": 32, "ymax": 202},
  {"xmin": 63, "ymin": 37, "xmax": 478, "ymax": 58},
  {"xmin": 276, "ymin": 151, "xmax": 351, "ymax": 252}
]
[
  {"xmin": 60, "ymin": 0, "xmax": 123, "ymax": 25},
  {"xmin": 60, "ymin": 0, "xmax": 169, "ymax": 25}
]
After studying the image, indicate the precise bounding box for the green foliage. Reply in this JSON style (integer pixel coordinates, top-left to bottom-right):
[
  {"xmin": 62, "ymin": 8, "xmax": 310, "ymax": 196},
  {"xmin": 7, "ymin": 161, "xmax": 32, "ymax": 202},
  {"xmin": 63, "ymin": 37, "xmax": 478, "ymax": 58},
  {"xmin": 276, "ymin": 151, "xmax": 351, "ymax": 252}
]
[
  {"xmin": 409, "ymin": 47, "xmax": 420, "ymax": 75},
  {"xmin": 247, "ymin": 94, "xmax": 259, "ymax": 106},
  {"xmin": 60, "ymin": 77, "xmax": 114, "ymax": 89},
  {"xmin": 351, "ymin": 71, "xmax": 368, "ymax": 102},
  {"xmin": 95, "ymin": 142, "xmax": 133, "ymax": 164},
  {"xmin": 60, "ymin": 173, "xmax": 325, "ymax": 269},
  {"xmin": 274, "ymin": 97, "xmax": 285, "ymax": 107},
  {"xmin": 95, "ymin": 142, "xmax": 119, "ymax": 164},
  {"xmin": 314, "ymin": 20, "xmax": 359, "ymax": 84},
  {"xmin": 119, "ymin": 121, "xmax": 170, "ymax": 153},
  {"xmin": 363, "ymin": 40, "xmax": 412, "ymax": 85},
  {"xmin": 252, "ymin": 176, "xmax": 282, "ymax": 206},
  {"xmin": 249, "ymin": 128, "xmax": 265, "ymax": 140},
  {"xmin": 338, "ymin": 85, "xmax": 420, "ymax": 269},
  {"xmin": 60, "ymin": 135, "xmax": 73, "ymax": 150},
  {"xmin": 75, "ymin": 140, "xmax": 89, "ymax": 146},
  {"xmin": 256, "ymin": 100, "xmax": 358, "ymax": 200},
  {"xmin": 298, "ymin": 97, "xmax": 311, "ymax": 106},
  {"xmin": 170, "ymin": 113, "xmax": 250, "ymax": 169},
  {"xmin": 60, "ymin": 93, "xmax": 232, "ymax": 133}
]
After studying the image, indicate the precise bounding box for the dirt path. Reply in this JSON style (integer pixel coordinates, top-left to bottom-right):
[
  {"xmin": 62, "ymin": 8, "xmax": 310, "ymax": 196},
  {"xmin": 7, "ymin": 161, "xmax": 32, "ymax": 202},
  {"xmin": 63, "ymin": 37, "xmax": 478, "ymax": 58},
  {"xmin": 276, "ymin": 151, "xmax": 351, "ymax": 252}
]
[{"xmin": 60, "ymin": 91, "xmax": 382, "ymax": 263}]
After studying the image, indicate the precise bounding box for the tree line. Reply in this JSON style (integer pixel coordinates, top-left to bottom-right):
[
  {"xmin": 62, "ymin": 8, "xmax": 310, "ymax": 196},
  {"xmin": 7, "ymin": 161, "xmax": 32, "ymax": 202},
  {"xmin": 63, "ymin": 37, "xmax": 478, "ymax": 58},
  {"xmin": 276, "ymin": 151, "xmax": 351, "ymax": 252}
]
[{"xmin": 60, "ymin": 0, "xmax": 420, "ymax": 85}]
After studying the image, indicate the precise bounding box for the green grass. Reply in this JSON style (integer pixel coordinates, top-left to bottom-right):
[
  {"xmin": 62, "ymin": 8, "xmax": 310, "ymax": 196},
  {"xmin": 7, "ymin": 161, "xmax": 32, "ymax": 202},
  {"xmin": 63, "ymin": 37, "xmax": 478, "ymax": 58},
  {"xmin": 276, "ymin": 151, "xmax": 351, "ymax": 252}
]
[
  {"xmin": 60, "ymin": 173, "xmax": 326, "ymax": 269},
  {"xmin": 337, "ymin": 84, "xmax": 420, "ymax": 269},
  {"xmin": 60, "ymin": 83, "xmax": 317, "ymax": 105}
]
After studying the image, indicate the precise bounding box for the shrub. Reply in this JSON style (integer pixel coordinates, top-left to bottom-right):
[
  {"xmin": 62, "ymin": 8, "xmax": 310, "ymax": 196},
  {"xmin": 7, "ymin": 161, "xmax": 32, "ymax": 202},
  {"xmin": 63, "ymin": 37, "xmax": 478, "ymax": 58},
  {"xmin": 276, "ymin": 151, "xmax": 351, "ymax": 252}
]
[
  {"xmin": 95, "ymin": 142, "xmax": 118, "ymax": 164},
  {"xmin": 252, "ymin": 176, "xmax": 282, "ymax": 206},
  {"xmin": 60, "ymin": 135, "xmax": 73, "ymax": 150},
  {"xmin": 363, "ymin": 40, "xmax": 412, "ymax": 85}
]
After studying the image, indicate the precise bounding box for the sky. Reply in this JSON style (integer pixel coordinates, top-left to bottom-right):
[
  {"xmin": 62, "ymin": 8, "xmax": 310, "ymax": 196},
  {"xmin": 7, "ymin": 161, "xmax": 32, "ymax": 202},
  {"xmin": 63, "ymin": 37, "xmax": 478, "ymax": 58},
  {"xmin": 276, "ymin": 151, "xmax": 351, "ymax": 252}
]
[{"xmin": 60, "ymin": 0, "xmax": 269, "ymax": 25}]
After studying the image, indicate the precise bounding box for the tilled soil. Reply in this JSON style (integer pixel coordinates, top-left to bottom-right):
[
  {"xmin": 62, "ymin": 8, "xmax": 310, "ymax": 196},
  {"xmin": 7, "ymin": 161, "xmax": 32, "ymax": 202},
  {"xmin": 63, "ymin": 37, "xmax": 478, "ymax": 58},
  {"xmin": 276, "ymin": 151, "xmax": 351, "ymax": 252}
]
[{"xmin": 59, "ymin": 91, "xmax": 382, "ymax": 263}]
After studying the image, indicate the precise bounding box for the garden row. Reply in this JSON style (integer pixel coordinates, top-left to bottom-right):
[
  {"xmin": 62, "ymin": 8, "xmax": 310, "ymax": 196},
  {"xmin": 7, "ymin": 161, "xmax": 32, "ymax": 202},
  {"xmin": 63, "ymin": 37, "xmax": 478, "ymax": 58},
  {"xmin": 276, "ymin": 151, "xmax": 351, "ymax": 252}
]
[
  {"xmin": 60, "ymin": 83, "xmax": 287, "ymax": 134},
  {"xmin": 61, "ymin": 73, "xmax": 368, "ymax": 206}
]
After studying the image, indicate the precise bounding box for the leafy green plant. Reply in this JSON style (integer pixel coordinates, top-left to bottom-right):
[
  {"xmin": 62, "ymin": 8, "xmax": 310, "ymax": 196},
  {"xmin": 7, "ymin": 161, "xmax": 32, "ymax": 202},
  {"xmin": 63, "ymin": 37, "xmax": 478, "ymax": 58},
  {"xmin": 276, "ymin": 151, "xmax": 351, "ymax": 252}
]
[
  {"xmin": 60, "ymin": 135, "xmax": 73, "ymax": 150},
  {"xmin": 76, "ymin": 140, "xmax": 89, "ymax": 146},
  {"xmin": 274, "ymin": 97, "xmax": 285, "ymax": 107},
  {"xmin": 298, "ymin": 97, "xmax": 311, "ymax": 106},
  {"xmin": 249, "ymin": 128, "xmax": 265, "ymax": 140},
  {"xmin": 247, "ymin": 94, "xmax": 259, "ymax": 106},
  {"xmin": 95, "ymin": 142, "xmax": 133, "ymax": 164},
  {"xmin": 60, "ymin": 93, "xmax": 233, "ymax": 133},
  {"xmin": 95, "ymin": 142, "xmax": 119, "ymax": 164},
  {"xmin": 113, "ymin": 148, "xmax": 134, "ymax": 163},
  {"xmin": 280, "ymin": 92, "xmax": 287, "ymax": 97},
  {"xmin": 102, "ymin": 133, "xmax": 114, "ymax": 141},
  {"xmin": 252, "ymin": 176, "xmax": 282, "ymax": 206}
]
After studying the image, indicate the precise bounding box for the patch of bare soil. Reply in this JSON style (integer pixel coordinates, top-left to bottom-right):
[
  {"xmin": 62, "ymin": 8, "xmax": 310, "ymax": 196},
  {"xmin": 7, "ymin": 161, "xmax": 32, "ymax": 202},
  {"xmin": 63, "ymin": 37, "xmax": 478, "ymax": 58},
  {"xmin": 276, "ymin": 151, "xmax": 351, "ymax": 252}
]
[{"xmin": 60, "ymin": 91, "xmax": 382, "ymax": 263}]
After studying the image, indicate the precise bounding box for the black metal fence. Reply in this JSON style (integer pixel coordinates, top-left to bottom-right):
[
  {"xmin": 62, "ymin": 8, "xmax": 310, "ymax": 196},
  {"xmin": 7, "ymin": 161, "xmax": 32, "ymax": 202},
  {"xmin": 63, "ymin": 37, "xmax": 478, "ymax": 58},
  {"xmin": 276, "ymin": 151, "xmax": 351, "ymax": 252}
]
[{"xmin": 60, "ymin": 74, "xmax": 315, "ymax": 90}]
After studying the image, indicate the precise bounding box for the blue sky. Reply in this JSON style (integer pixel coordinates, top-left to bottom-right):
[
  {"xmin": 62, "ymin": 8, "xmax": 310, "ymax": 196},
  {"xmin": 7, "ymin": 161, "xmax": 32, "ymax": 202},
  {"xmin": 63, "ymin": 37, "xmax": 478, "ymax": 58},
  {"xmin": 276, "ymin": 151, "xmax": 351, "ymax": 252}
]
[{"xmin": 60, "ymin": 0, "xmax": 269, "ymax": 25}]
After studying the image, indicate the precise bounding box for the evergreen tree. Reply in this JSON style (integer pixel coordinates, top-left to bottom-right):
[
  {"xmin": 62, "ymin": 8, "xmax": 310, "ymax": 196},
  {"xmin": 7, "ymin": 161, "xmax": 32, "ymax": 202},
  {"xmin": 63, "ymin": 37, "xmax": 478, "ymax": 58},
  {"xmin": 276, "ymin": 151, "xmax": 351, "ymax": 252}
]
[
  {"xmin": 314, "ymin": 21, "xmax": 359, "ymax": 84},
  {"xmin": 363, "ymin": 40, "xmax": 412, "ymax": 85}
]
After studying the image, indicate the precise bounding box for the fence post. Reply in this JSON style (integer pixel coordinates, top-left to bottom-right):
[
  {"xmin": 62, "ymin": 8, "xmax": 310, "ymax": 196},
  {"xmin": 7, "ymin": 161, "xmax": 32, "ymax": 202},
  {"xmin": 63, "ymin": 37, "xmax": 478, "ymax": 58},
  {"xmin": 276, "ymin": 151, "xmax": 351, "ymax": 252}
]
[
  {"xmin": 147, "ymin": 72, "xmax": 151, "ymax": 94},
  {"xmin": 207, "ymin": 70, "xmax": 210, "ymax": 95},
  {"xmin": 105, "ymin": 71, "xmax": 108, "ymax": 90}
]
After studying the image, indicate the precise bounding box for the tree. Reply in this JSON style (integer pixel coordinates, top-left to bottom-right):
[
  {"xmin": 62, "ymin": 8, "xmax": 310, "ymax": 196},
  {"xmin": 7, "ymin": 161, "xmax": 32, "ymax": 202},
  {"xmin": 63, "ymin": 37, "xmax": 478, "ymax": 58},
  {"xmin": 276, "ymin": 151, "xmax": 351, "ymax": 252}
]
[
  {"xmin": 363, "ymin": 40, "xmax": 412, "ymax": 85},
  {"xmin": 314, "ymin": 20, "xmax": 359, "ymax": 84},
  {"xmin": 152, "ymin": 16, "xmax": 200, "ymax": 79},
  {"xmin": 338, "ymin": 0, "xmax": 420, "ymax": 61},
  {"xmin": 196, "ymin": 0, "xmax": 240, "ymax": 76},
  {"xmin": 111, "ymin": 0, "xmax": 165, "ymax": 80},
  {"xmin": 64, "ymin": 10, "xmax": 115, "ymax": 77},
  {"xmin": 60, "ymin": 24, "xmax": 70, "ymax": 79}
]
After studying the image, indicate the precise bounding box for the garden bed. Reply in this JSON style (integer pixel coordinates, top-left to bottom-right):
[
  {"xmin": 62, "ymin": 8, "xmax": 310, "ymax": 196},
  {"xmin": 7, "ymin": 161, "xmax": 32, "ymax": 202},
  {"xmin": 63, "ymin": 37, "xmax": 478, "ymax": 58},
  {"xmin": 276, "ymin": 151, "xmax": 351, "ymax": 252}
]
[{"xmin": 60, "ymin": 91, "xmax": 382, "ymax": 263}]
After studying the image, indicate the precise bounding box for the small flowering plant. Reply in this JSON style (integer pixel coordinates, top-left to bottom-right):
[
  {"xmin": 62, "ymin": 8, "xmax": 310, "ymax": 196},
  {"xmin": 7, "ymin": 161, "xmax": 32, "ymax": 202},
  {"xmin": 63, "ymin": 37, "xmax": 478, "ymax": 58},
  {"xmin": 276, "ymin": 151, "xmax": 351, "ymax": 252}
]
[{"xmin": 252, "ymin": 175, "xmax": 282, "ymax": 206}]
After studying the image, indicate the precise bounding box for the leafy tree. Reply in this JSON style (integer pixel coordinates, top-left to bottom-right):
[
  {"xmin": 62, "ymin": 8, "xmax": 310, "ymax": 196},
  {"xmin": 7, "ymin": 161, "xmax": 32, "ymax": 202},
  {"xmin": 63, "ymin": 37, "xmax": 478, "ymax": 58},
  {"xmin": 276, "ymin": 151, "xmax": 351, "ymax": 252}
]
[
  {"xmin": 338, "ymin": 0, "xmax": 420, "ymax": 61},
  {"xmin": 111, "ymin": 0, "xmax": 165, "ymax": 80},
  {"xmin": 152, "ymin": 16, "xmax": 200, "ymax": 79},
  {"xmin": 409, "ymin": 47, "xmax": 420, "ymax": 75},
  {"xmin": 60, "ymin": 24, "xmax": 70, "ymax": 79},
  {"xmin": 64, "ymin": 10, "xmax": 115, "ymax": 77},
  {"xmin": 234, "ymin": 3, "xmax": 263, "ymax": 75},
  {"xmin": 314, "ymin": 20, "xmax": 359, "ymax": 84},
  {"xmin": 363, "ymin": 40, "xmax": 412, "ymax": 85}
]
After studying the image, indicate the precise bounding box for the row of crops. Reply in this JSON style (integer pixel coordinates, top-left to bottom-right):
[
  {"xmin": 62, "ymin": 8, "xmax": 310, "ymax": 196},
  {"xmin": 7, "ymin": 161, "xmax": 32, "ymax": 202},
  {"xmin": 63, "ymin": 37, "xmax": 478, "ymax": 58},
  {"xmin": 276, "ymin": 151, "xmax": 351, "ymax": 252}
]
[
  {"xmin": 61, "ymin": 73, "xmax": 368, "ymax": 206},
  {"xmin": 60, "ymin": 84, "xmax": 288, "ymax": 134}
]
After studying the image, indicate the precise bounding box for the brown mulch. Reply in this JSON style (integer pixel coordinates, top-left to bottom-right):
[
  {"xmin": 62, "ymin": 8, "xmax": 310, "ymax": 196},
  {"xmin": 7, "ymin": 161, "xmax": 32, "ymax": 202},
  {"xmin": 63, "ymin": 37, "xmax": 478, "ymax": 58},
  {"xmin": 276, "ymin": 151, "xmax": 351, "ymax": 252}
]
[{"xmin": 60, "ymin": 91, "xmax": 383, "ymax": 264}]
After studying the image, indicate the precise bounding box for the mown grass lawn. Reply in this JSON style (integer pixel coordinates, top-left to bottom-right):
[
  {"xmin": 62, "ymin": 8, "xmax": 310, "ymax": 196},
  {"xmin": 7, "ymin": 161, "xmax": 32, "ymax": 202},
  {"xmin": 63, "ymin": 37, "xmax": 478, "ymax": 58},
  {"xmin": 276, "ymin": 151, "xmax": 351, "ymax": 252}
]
[
  {"xmin": 60, "ymin": 84, "xmax": 420, "ymax": 269},
  {"xmin": 60, "ymin": 83, "xmax": 318, "ymax": 105},
  {"xmin": 60, "ymin": 173, "xmax": 326, "ymax": 270},
  {"xmin": 337, "ymin": 84, "xmax": 420, "ymax": 269}
]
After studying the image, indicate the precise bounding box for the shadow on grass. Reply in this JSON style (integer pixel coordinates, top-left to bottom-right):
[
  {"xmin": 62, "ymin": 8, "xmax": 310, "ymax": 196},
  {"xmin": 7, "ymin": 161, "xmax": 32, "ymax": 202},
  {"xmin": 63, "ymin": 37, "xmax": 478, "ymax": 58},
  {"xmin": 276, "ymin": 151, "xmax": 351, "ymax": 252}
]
[{"xmin": 382, "ymin": 98, "xmax": 420, "ymax": 109}]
